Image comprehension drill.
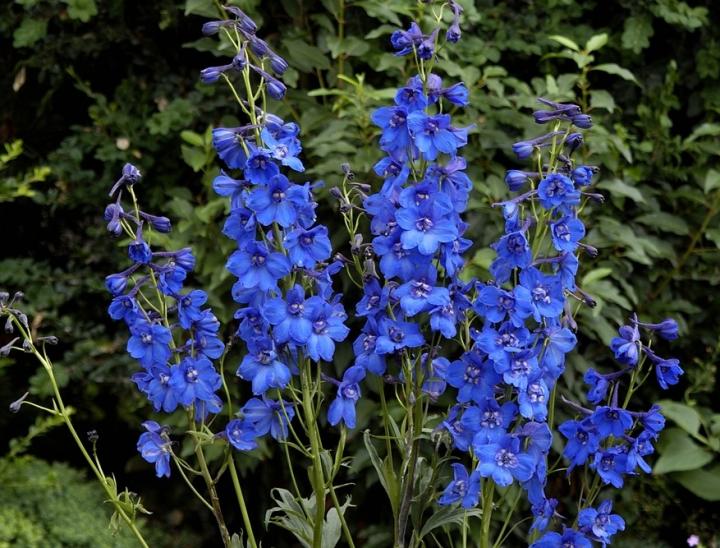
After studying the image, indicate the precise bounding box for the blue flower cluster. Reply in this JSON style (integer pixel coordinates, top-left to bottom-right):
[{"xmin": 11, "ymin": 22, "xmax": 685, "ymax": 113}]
[
  {"xmin": 104, "ymin": 165, "xmax": 225, "ymax": 478},
  {"xmin": 349, "ymin": 14, "xmax": 472, "ymax": 441},
  {"xmin": 532, "ymin": 315, "xmax": 680, "ymax": 545},
  {"xmin": 205, "ymin": 8, "xmax": 352, "ymax": 444},
  {"xmin": 436, "ymin": 98, "xmax": 595, "ymax": 528}
]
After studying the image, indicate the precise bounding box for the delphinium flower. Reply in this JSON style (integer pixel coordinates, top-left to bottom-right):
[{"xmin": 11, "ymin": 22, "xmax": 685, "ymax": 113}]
[
  {"xmin": 202, "ymin": 17, "xmax": 362, "ymax": 547},
  {"xmin": 541, "ymin": 313, "xmax": 680, "ymax": 542},
  {"xmin": 104, "ymin": 164, "xmax": 228, "ymax": 474},
  {"xmin": 367, "ymin": 19, "xmax": 623, "ymax": 540}
]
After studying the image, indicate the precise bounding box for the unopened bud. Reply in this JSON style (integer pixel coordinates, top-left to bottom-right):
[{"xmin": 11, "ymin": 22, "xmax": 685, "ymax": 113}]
[
  {"xmin": 38, "ymin": 336, "xmax": 59, "ymax": 345},
  {"xmin": 0, "ymin": 337, "xmax": 19, "ymax": 357},
  {"xmin": 9, "ymin": 391, "xmax": 29, "ymax": 413}
]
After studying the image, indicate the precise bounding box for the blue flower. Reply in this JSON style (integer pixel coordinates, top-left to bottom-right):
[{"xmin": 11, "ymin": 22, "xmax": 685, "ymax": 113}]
[
  {"xmin": 129, "ymin": 237, "xmax": 152, "ymax": 264},
  {"xmin": 242, "ymin": 397, "xmax": 295, "ymax": 441},
  {"xmin": 441, "ymin": 405, "xmax": 475, "ymax": 452},
  {"xmin": 583, "ymin": 369, "xmax": 610, "ymax": 404},
  {"xmin": 245, "ymin": 147, "xmax": 280, "ymax": 184},
  {"xmin": 531, "ymin": 528, "xmax": 592, "ymax": 548},
  {"xmin": 489, "ymin": 230, "xmax": 531, "ymax": 283},
  {"xmin": 519, "ymin": 267, "xmax": 565, "ymax": 321},
  {"xmin": 225, "ymin": 419, "xmax": 258, "ymax": 451},
  {"xmin": 519, "ymin": 377, "xmax": 549, "ymax": 420},
  {"xmin": 132, "ymin": 364, "xmax": 178, "ymax": 413},
  {"xmin": 373, "ymin": 229, "xmax": 429, "ymax": 280},
  {"xmin": 395, "ymin": 198, "xmax": 459, "ymax": 255},
  {"xmin": 438, "ymin": 463, "xmax": 481, "ymax": 508},
  {"xmin": 651, "ymin": 355, "xmax": 683, "ymax": 390},
  {"xmin": 636, "ymin": 318, "xmax": 679, "ymax": 341},
  {"xmin": 108, "ymin": 295, "xmax": 138, "ymax": 323},
  {"xmin": 212, "ymin": 127, "xmax": 248, "ymax": 169},
  {"xmin": 178, "ymin": 289, "xmax": 208, "ymax": 329},
  {"xmin": 227, "ymin": 241, "xmax": 291, "ymax": 292},
  {"xmin": 222, "ymin": 207, "xmax": 257, "ymax": 245},
  {"xmin": 609, "ymin": 324, "xmax": 640, "ymax": 366},
  {"xmin": 394, "ymin": 85, "xmax": 428, "ymax": 112},
  {"xmin": 474, "ymin": 284, "xmax": 533, "ymax": 327},
  {"xmin": 537, "ymin": 173, "xmax": 580, "ymax": 211},
  {"xmin": 475, "ymin": 434, "xmax": 536, "ymax": 487},
  {"xmin": 263, "ymin": 285, "xmax": 312, "ymax": 344},
  {"xmin": 327, "ymin": 365, "xmax": 366, "ymax": 428},
  {"xmin": 247, "ymin": 174, "xmax": 305, "ymax": 227},
  {"xmin": 446, "ymin": 350, "xmax": 500, "ymax": 403},
  {"xmin": 305, "ymin": 297, "xmax": 350, "ymax": 362},
  {"xmin": 590, "ymin": 406, "xmax": 633, "ymax": 439},
  {"xmin": 591, "ymin": 447, "xmax": 628, "ymax": 488},
  {"xmin": 374, "ymin": 318, "xmax": 425, "ymax": 354},
  {"xmin": 137, "ymin": 421, "xmax": 171, "ymax": 478},
  {"xmin": 169, "ymin": 356, "xmax": 222, "ymax": 412},
  {"xmin": 285, "ymin": 225, "xmax": 332, "ymax": 268},
  {"xmin": 461, "ymin": 398, "xmax": 517, "ymax": 443},
  {"xmin": 578, "ymin": 499, "xmax": 625, "ymax": 545},
  {"xmin": 406, "ymin": 112, "xmax": 467, "ymax": 160},
  {"xmin": 572, "ymin": 166, "xmax": 595, "ymax": 186},
  {"xmin": 212, "ymin": 170, "xmax": 247, "ymax": 209},
  {"xmin": 474, "ymin": 321, "xmax": 531, "ymax": 363},
  {"xmin": 353, "ymin": 319, "xmax": 387, "ymax": 375},
  {"xmin": 550, "ymin": 216, "xmax": 585, "ymax": 252},
  {"xmin": 260, "ymin": 127, "xmax": 304, "ymax": 172},
  {"xmin": 542, "ymin": 324, "xmax": 577, "ymax": 376},
  {"xmin": 237, "ymin": 337, "xmax": 291, "ymax": 394},
  {"xmin": 371, "ymin": 105, "xmax": 411, "ymax": 153},
  {"xmin": 494, "ymin": 349, "xmax": 539, "ymax": 390},
  {"xmin": 127, "ymin": 320, "xmax": 172, "ymax": 367},
  {"xmin": 355, "ymin": 278, "xmax": 389, "ymax": 318},
  {"xmin": 394, "ymin": 265, "xmax": 450, "ymax": 316},
  {"xmin": 559, "ymin": 419, "xmax": 601, "ymax": 472}
]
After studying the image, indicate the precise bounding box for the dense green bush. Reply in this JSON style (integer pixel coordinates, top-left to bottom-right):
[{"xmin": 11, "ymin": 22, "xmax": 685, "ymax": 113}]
[{"xmin": 1, "ymin": 0, "xmax": 718, "ymax": 545}]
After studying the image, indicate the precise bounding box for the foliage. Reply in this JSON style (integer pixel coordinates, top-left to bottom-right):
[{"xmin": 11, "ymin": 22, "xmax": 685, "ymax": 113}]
[
  {"xmin": 0, "ymin": 455, "xmax": 172, "ymax": 547},
  {"xmin": 1, "ymin": 0, "xmax": 718, "ymax": 545}
]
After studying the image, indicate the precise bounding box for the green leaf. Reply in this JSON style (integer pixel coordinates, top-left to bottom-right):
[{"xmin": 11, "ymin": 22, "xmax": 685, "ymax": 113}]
[
  {"xmin": 635, "ymin": 212, "xmax": 690, "ymax": 235},
  {"xmin": 621, "ymin": 15, "xmax": 654, "ymax": 53},
  {"xmin": 590, "ymin": 90, "xmax": 616, "ymax": 112},
  {"xmin": 685, "ymin": 123, "xmax": 720, "ymax": 144},
  {"xmin": 184, "ymin": 0, "xmax": 217, "ymax": 17},
  {"xmin": 282, "ymin": 39, "xmax": 331, "ymax": 72},
  {"xmin": 363, "ymin": 430, "xmax": 399, "ymax": 515},
  {"xmin": 548, "ymin": 35, "xmax": 580, "ymax": 51},
  {"xmin": 581, "ymin": 267, "xmax": 613, "ymax": 286},
  {"xmin": 585, "ymin": 33, "xmax": 608, "ymax": 52},
  {"xmin": 181, "ymin": 145, "xmax": 206, "ymax": 172},
  {"xmin": 598, "ymin": 178, "xmax": 645, "ymax": 203},
  {"xmin": 672, "ymin": 465, "xmax": 720, "ymax": 501},
  {"xmin": 706, "ymin": 228, "xmax": 720, "ymax": 249},
  {"xmin": 13, "ymin": 18, "xmax": 48, "ymax": 48},
  {"xmin": 703, "ymin": 169, "xmax": 720, "ymax": 193},
  {"xmin": 655, "ymin": 428, "xmax": 714, "ymax": 474},
  {"xmin": 657, "ymin": 400, "xmax": 702, "ymax": 435},
  {"xmin": 591, "ymin": 63, "xmax": 638, "ymax": 83},
  {"xmin": 64, "ymin": 0, "xmax": 98, "ymax": 22},
  {"xmin": 418, "ymin": 506, "xmax": 482, "ymax": 540}
]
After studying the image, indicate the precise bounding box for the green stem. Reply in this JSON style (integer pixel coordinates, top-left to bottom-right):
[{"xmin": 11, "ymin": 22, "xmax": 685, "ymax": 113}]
[
  {"xmin": 12, "ymin": 319, "xmax": 150, "ymax": 548},
  {"xmin": 228, "ymin": 456, "xmax": 258, "ymax": 548},
  {"xmin": 480, "ymin": 481, "xmax": 495, "ymax": 548},
  {"xmin": 302, "ymin": 362, "xmax": 326, "ymax": 548},
  {"xmin": 194, "ymin": 437, "xmax": 232, "ymax": 547}
]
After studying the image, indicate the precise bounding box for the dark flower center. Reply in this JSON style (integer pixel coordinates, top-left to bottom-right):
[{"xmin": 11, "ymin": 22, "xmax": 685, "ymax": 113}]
[
  {"xmin": 464, "ymin": 364, "xmax": 481, "ymax": 384},
  {"xmin": 415, "ymin": 217, "xmax": 433, "ymax": 232},
  {"xmin": 495, "ymin": 448, "xmax": 518, "ymax": 468},
  {"xmin": 185, "ymin": 366, "xmax": 199, "ymax": 383}
]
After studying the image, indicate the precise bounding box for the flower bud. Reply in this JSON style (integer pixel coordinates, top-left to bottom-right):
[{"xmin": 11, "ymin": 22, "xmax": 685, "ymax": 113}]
[
  {"xmin": 9, "ymin": 392, "xmax": 28, "ymax": 413},
  {"xmin": 269, "ymin": 54, "xmax": 288, "ymax": 75},
  {"xmin": 105, "ymin": 273, "xmax": 127, "ymax": 296}
]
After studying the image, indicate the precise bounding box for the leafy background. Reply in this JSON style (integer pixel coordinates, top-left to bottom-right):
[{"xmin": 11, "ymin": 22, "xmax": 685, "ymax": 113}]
[{"xmin": 1, "ymin": 0, "xmax": 719, "ymax": 546}]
